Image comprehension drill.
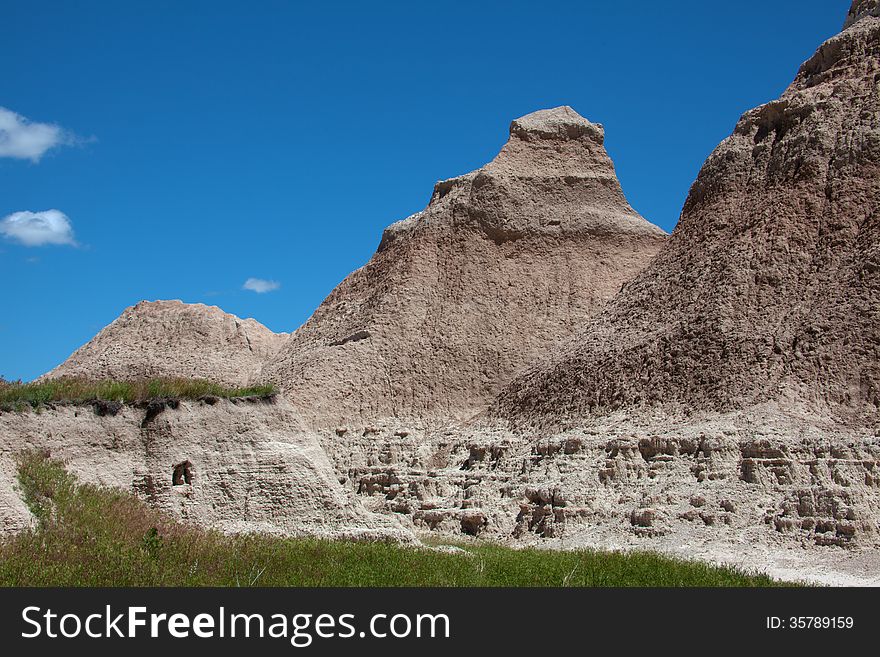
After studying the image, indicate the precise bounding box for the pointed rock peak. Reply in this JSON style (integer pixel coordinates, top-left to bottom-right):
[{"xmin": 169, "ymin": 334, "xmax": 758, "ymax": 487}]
[
  {"xmin": 493, "ymin": 1, "xmax": 880, "ymax": 429},
  {"xmin": 382, "ymin": 105, "xmax": 665, "ymax": 250},
  {"xmin": 509, "ymin": 106, "xmax": 604, "ymax": 143},
  {"xmin": 844, "ymin": 0, "xmax": 880, "ymax": 28}
]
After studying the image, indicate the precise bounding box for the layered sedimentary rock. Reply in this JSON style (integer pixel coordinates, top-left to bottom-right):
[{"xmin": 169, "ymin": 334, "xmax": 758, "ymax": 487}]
[
  {"xmin": 45, "ymin": 300, "xmax": 288, "ymax": 387},
  {"xmin": 8, "ymin": 7, "xmax": 877, "ymax": 585},
  {"xmin": 0, "ymin": 398, "xmax": 410, "ymax": 541},
  {"xmin": 311, "ymin": 3, "xmax": 880, "ymax": 573},
  {"xmin": 495, "ymin": 7, "xmax": 880, "ymax": 428},
  {"xmin": 324, "ymin": 418, "xmax": 880, "ymax": 553},
  {"xmin": 264, "ymin": 107, "xmax": 666, "ymax": 428}
]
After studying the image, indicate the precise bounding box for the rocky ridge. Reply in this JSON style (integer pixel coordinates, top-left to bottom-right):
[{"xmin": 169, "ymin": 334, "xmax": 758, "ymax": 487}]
[
  {"xmin": 846, "ymin": 0, "xmax": 880, "ymax": 28},
  {"xmin": 493, "ymin": 4, "xmax": 880, "ymax": 428},
  {"xmin": 296, "ymin": 2, "xmax": 880, "ymax": 582},
  {"xmin": 3, "ymin": 2, "xmax": 879, "ymax": 586},
  {"xmin": 45, "ymin": 300, "xmax": 288, "ymax": 388},
  {"xmin": 262, "ymin": 106, "xmax": 666, "ymax": 428}
]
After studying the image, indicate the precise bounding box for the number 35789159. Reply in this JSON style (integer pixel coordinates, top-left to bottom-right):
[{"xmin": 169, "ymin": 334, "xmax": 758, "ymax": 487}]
[{"xmin": 766, "ymin": 617, "xmax": 854, "ymax": 629}]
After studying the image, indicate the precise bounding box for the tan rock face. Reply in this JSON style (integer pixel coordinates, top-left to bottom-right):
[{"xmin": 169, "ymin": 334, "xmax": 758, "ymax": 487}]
[
  {"xmin": 263, "ymin": 107, "xmax": 666, "ymax": 428},
  {"xmin": 44, "ymin": 300, "xmax": 288, "ymax": 387},
  {"xmin": 321, "ymin": 414, "xmax": 880, "ymax": 582},
  {"xmin": 0, "ymin": 399, "xmax": 411, "ymax": 541},
  {"xmin": 494, "ymin": 12, "xmax": 880, "ymax": 428},
  {"xmin": 5, "ymin": 9, "xmax": 880, "ymax": 583}
]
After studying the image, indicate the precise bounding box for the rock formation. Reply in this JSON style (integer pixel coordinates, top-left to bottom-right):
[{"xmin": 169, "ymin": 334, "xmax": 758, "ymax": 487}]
[
  {"xmin": 494, "ymin": 5, "xmax": 880, "ymax": 428},
  {"xmin": 846, "ymin": 0, "xmax": 880, "ymax": 28},
  {"xmin": 324, "ymin": 417, "xmax": 880, "ymax": 571},
  {"xmin": 6, "ymin": 3, "xmax": 878, "ymax": 585},
  {"xmin": 45, "ymin": 300, "xmax": 288, "ymax": 387},
  {"xmin": 0, "ymin": 398, "xmax": 411, "ymax": 541},
  {"xmin": 305, "ymin": 3, "xmax": 880, "ymax": 577},
  {"xmin": 263, "ymin": 106, "xmax": 666, "ymax": 428}
]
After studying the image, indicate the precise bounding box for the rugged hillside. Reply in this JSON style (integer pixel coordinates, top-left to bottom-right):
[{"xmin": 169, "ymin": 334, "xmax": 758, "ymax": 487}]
[
  {"xmin": 846, "ymin": 0, "xmax": 880, "ymax": 28},
  {"xmin": 44, "ymin": 300, "xmax": 288, "ymax": 387},
  {"xmin": 495, "ymin": 6, "xmax": 880, "ymax": 428},
  {"xmin": 264, "ymin": 107, "xmax": 666, "ymax": 428},
  {"xmin": 0, "ymin": 398, "xmax": 410, "ymax": 541}
]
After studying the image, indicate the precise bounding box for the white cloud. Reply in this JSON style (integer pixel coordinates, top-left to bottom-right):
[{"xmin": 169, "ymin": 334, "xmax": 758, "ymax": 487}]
[
  {"xmin": 0, "ymin": 210, "xmax": 77, "ymax": 247},
  {"xmin": 0, "ymin": 107, "xmax": 72, "ymax": 161},
  {"xmin": 243, "ymin": 277, "xmax": 281, "ymax": 293}
]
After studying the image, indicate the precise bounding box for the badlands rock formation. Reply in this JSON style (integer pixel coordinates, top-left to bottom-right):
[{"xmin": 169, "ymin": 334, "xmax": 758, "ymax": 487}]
[
  {"xmin": 0, "ymin": 397, "xmax": 410, "ymax": 541},
  {"xmin": 263, "ymin": 107, "xmax": 666, "ymax": 428},
  {"xmin": 494, "ymin": 5, "xmax": 880, "ymax": 428},
  {"xmin": 45, "ymin": 300, "xmax": 288, "ymax": 387},
  {"xmin": 307, "ymin": 3, "xmax": 880, "ymax": 580},
  {"xmin": 3, "ymin": 3, "xmax": 878, "ymax": 585},
  {"xmin": 326, "ymin": 414, "xmax": 880, "ymax": 581}
]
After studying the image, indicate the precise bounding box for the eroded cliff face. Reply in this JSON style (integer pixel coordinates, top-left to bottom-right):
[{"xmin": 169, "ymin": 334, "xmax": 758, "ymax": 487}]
[
  {"xmin": 5, "ymin": 6, "xmax": 878, "ymax": 586},
  {"xmin": 0, "ymin": 399, "xmax": 410, "ymax": 542},
  {"xmin": 317, "ymin": 409, "xmax": 880, "ymax": 582},
  {"xmin": 263, "ymin": 107, "xmax": 666, "ymax": 429},
  {"xmin": 44, "ymin": 300, "xmax": 288, "ymax": 388},
  {"xmin": 493, "ymin": 7, "xmax": 880, "ymax": 429},
  {"xmin": 295, "ymin": 3, "xmax": 880, "ymax": 577}
]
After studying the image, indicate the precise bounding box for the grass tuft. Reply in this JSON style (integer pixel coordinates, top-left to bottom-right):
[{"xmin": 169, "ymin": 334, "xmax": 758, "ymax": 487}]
[
  {"xmin": 0, "ymin": 451, "xmax": 796, "ymax": 587},
  {"xmin": 0, "ymin": 376, "xmax": 276, "ymax": 412}
]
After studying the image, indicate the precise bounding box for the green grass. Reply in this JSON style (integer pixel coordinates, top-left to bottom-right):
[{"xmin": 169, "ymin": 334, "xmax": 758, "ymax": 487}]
[
  {"xmin": 0, "ymin": 377, "xmax": 276, "ymax": 412},
  {"xmin": 0, "ymin": 451, "xmax": 793, "ymax": 587}
]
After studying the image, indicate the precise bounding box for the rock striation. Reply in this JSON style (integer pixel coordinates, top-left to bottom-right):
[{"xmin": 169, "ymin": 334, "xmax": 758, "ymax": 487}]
[
  {"xmin": 263, "ymin": 106, "xmax": 666, "ymax": 428},
  {"xmin": 323, "ymin": 417, "xmax": 880, "ymax": 553},
  {"xmin": 0, "ymin": 398, "xmax": 411, "ymax": 541},
  {"xmin": 8, "ymin": 4, "xmax": 878, "ymax": 585},
  {"xmin": 494, "ymin": 5, "xmax": 880, "ymax": 428},
  {"xmin": 45, "ymin": 300, "xmax": 288, "ymax": 387}
]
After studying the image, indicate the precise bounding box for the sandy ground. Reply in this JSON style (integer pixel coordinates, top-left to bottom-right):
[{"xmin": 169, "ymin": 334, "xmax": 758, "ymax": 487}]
[{"xmin": 543, "ymin": 528, "xmax": 880, "ymax": 587}]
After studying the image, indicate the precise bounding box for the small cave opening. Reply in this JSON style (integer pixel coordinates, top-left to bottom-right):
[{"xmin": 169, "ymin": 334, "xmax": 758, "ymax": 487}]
[{"xmin": 172, "ymin": 460, "xmax": 193, "ymax": 486}]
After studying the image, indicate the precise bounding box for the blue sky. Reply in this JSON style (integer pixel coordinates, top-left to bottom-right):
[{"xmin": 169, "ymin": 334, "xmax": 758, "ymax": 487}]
[{"xmin": 1, "ymin": 0, "xmax": 848, "ymax": 381}]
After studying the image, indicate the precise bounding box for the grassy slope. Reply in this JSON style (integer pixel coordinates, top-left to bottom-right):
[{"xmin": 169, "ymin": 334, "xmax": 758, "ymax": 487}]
[
  {"xmin": 0, "ymin": 452, "xmax": 792, "ymax": 587},
  {"xmin": 0, "ymin": 377, "xmax": 275, "ymax": 411}
]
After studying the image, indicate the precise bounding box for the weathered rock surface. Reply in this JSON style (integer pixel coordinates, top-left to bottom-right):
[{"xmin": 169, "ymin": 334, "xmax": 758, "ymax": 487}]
[
  {"xmin": 0, "ymin": 398, "xmax": 411, "ymax": 541},
  {"xmin": 296, "ymin": 3, "xmax": 880, "ymax": 583},
  {"xmin": 263, "ymin": 107, "xmax": 666, "ymax": 428},
  {"xmin": 5, "ymin": 4, "xmax": 878, "ymax": 586},
  {"xmin": 494, "ymin": 5, "xmax": 880, "ymax": 428},
  {"xmin": 846, "ymin": 0, "xmax": 880, "ymax": 28},
  {"xmin": 317, "ymin": 408, "xmax": 880, "ymax": 583},
  {"xmin": 45, "ymin": 300, "xmax": 288, "ymax": 387},
  {"xmin": 0, "ymin": 465, "xmax": 30, "ymax": 533}
]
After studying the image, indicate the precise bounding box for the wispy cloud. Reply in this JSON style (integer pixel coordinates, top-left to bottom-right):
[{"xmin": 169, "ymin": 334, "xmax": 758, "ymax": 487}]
[
  {"xmin": 243, "ymin": 277, "xmax": 280, "ymax": 293},
  {"xmin": 0, "ymin": 107, "xmax": 76, "ymax": 162},
  {"xmin": 0, "ymin": 210, "xmax": 77, "ymax": 247}
]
